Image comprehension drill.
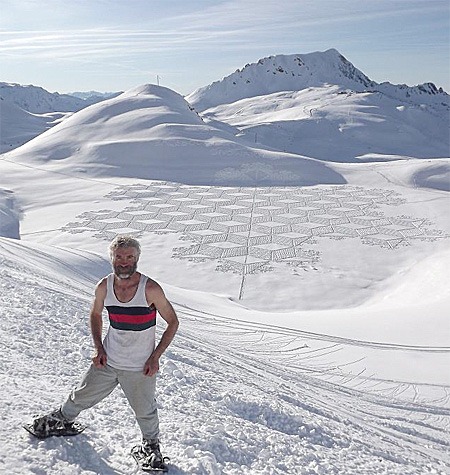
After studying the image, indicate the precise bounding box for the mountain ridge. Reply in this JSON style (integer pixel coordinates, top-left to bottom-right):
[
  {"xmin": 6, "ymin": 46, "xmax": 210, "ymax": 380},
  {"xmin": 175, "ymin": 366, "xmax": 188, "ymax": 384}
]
[
  {"xmin": 0, "ymin": 83, "xmax": 118, "ymax": 152},
  {"xmin": 186, "ymin": 49, "xmax": 449, "ymax": 112},
  {"xmin": 185, "ymin": 49, "xmax": 449, "ymax": 162},
  {"xmin": 2, "ymin": 49, "xmax": 448, "ymax": 162},
  {"xmin": 0, "ymin": 81, "xmax": 110, "ymax": 113}
]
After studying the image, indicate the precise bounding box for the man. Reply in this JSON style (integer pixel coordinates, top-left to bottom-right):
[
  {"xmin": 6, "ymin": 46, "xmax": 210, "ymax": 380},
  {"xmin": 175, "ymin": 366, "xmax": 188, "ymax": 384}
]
[{"xmin": 29, "ymin": 235, "xmax": 179, "ymax": 470}]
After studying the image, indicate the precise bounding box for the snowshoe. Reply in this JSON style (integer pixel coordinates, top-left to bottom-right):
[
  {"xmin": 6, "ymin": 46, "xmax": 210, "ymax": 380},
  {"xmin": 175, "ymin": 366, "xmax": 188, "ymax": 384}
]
[
  {"xmin": 24, "ymin": 410, "xmax": 85, "ymax": 439},
  {"xmin": 131, "ymin": 439, "xmax": 170, "ymax": 472}
]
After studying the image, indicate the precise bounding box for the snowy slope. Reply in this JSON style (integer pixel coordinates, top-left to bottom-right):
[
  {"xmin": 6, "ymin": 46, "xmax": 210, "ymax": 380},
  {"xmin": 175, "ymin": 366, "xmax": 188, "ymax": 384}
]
[
  {"xmin": 186, "ymin": 50, "xmax": 449, "ymax": 162},
  {"xmin": 1, "ymin": 83, "xmax": 449, "ymax": 312},
  {"xmin": 0, "ymin": 97, "xmax": 69, "ymax": 153},
  {"xmin": 0, "ymin": 237, "xmax": 449, "ymax": 474},
  {"xmin": 186, "ymin": 49, "xmax": 375, "ymax": 111},
  {"xmin": 0, "ymin": 81, "xmax": 108, "ymax": 113},
  {"xmin": 0, "ymin": 187, "xmax": 21, "ymax": 238},
  {"xmin": 1, "ymin": 65, "xmax": 449, "ymax": 474},
  {"xmin": 2, "ymin": 84, "xmax": 343, "ymax": 186},
  {"xmin": 199, "ymin": 86, "xmax": 449, "ymax": 161},
  {"xmin": 0, "ymin": 82, "xmax": 117, "ymax": 152},
  {"xmin": 186, "ymin": 49, "xmax": 448, "ymax": 112}
]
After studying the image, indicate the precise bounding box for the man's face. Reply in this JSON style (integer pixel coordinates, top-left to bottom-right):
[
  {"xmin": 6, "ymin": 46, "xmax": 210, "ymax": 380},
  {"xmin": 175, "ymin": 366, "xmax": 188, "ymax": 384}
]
[{"xmin": 112, "ymin": 246, "xmax": 138, "ymax": 279}]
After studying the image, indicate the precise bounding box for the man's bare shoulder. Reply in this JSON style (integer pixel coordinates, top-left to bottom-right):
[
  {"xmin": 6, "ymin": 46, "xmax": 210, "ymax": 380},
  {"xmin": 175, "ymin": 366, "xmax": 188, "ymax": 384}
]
[
  {"xmin": 145, "ymin": 276, "xmax": 162, "ymax": 292},
  {"xmin": 95, "ymin": 276, "xmax": 108, "ymax": 295}
]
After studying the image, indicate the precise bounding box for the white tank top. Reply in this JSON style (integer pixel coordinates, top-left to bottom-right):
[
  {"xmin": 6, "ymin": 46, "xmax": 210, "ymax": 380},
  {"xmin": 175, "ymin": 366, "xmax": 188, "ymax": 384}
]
[{"xmin": 103, "ymin": 273, "xmax": 156, "ymax": 371}]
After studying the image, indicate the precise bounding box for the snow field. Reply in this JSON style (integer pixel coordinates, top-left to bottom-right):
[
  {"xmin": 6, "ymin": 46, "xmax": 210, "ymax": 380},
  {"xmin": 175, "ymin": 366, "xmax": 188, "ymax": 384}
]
[
  {"xmin": 1, "ymin": 240, "xmax": 449, "ymax": 474},
  {"xmin": 0, "ymin": 58, "xmax": 449, "ymax": 474}
]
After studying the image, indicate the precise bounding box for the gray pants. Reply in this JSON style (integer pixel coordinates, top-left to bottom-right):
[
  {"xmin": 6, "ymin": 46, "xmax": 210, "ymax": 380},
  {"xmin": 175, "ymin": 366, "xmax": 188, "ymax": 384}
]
[{"xmin": 61, "ymin": 364, "xmax": 159, "ymax": 440}]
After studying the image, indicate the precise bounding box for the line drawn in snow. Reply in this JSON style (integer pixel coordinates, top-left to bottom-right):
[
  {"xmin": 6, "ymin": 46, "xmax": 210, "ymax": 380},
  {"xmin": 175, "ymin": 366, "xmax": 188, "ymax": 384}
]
[
  {"xmin": 62, "ymin": 182, "xmax": 447, "ymax": 294},
  {"xmin": 214, "ymin": 162, "xmax": 301, "ymax": 185}
]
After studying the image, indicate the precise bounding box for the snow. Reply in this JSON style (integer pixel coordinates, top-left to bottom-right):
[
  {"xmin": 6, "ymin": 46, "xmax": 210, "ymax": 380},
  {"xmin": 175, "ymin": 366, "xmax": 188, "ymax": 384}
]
[
  {"xmin": 186, "ymin": 50, "xmax": 448, "ymax": 113},
  {"xmin": 0, "ymin": 82, "xmax": 116, "ymax": 153},
  {"xmin": 0, "ymin": 49, "xmax": 449, "ymax": 474},
  {"xmin": 0, "ymin": 97, "xmax": 71, "ymax": 153},
  {"xmin": 190, "ymin": 86, "xmax": 448, "ymax": 163},
  {"xmin": 0, "ymin": 81, "xmax": 109, "ymax": 114}
]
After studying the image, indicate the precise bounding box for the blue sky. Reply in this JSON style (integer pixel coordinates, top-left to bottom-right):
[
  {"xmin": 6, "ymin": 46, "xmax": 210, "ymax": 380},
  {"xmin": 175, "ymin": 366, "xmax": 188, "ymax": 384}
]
[{"xmin": 1, "ymin": 0, "xmax": 449, "ymax": 95}]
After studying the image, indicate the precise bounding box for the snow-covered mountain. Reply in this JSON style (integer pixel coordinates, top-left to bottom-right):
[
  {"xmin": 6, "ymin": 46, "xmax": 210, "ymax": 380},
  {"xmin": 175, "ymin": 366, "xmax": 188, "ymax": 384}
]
[
  {"xmin": 0, "ymin": 96, "xmax": 69, "ymax": 153},
  {"xmin": 186, "ymin": 49, "xmax": 449, "ymax": 162},
  {"xmin": 68, "ymin": 90, "xmax": 121, "ymax": 101},
  {"xmin": 0, "ymin": 81, "xmax": 110, "ymax": 113},
  {"xmin": 3, "ymin": 84, "xmax": 342, "ymax": 186},
  {"xmin": 197, "ymin": 86, "xmax": 450, "ymax": 162},
  {"xmin": 187, "ymin": 49, "xmax": 448, "ymax": 111},
  {"xmin": 0, "ymin": 82, "xmax": 117, "ymax": 152},
  {"xmin": 3, "ymin": 49, "xmax": 448, "ymax": 161}
]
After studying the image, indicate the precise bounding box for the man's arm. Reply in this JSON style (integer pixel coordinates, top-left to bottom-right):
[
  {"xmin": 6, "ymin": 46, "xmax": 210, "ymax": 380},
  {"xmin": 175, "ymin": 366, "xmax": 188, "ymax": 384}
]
[
  {"xmin": 144, "ymin": 280, "xmax": 179, "ymax": 376},
  {"xmin": 90, "ymin": 278, "xmax": 107, "ymax": 368}
]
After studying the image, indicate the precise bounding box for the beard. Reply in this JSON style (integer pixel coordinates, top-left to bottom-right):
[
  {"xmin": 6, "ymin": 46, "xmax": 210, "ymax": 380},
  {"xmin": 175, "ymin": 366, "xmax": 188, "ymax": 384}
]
[{"xmin": 113, "ymin": 262, "xmax": 137, "ymax": 279}]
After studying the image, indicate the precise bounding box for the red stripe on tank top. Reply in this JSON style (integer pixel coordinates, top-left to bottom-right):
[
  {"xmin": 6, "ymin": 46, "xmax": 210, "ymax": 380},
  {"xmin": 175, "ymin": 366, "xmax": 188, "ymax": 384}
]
[{"xmin": 109, "ymin": 312, "xmax": 156, "ymax": 325}]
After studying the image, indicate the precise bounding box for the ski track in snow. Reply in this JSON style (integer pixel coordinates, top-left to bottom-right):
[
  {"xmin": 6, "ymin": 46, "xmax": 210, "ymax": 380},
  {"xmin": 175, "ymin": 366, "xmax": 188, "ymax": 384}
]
[{"xmin": 1, "ymin": 249, "xmax": 449, "ymax": 475}]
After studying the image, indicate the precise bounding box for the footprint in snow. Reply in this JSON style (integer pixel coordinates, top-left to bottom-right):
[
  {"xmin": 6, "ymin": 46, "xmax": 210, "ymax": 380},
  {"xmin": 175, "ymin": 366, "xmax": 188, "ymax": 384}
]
[{"xmin": 161, "ymin": 360, "xmax": 184, "ymax": 380}]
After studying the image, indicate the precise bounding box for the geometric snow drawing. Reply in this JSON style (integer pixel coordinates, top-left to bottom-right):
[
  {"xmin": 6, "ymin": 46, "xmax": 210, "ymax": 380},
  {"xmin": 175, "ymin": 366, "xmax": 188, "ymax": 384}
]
[{"xmin": 62, "ymin": 182, "xmax": 447, "ymax": 276}]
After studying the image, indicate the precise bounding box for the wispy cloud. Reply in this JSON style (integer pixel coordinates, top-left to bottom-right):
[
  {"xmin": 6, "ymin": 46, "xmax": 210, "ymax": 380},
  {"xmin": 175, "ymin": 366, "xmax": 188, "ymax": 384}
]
[
  {"xmin": 0, "ymin": 0, "xmax": 448, "ymax": 92},
  {"xmin": 0, "ymin": 29, "xmax": 213, "ymax": 60},
  {"xmin": 1, "ymin": 0, "xmax": 448, "ymax": 61}
]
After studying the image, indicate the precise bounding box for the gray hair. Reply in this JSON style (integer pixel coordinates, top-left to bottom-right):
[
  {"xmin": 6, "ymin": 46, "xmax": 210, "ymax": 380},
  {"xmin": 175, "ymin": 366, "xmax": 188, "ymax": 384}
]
[{"xmin": 109, "ymin": 235, "xmax": 141, "ymax": 259}]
